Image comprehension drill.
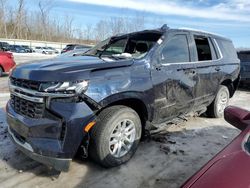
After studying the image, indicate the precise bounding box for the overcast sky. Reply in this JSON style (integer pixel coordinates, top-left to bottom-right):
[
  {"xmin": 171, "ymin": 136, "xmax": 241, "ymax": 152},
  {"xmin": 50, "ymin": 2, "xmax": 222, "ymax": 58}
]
[{"xmin": 10, "ymin": 0, "xmax": 250, "ymax": 47}]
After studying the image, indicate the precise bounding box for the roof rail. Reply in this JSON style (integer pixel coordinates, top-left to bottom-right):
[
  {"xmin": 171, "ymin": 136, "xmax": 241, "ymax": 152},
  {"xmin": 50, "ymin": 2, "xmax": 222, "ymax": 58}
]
[{"xmin": 178, "ymin": 27, "xmax": 226, "ymax": 38}]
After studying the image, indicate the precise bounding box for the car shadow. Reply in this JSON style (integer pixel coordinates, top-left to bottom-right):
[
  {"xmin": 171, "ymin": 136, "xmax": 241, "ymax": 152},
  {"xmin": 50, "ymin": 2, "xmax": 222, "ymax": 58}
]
[
  {"xmin": 238, "ymin": 85, "xmax": 250, "ymax": 92},
  {"xmin": 73, "ymin": 124, "xmax": 240, "ymax": 188},
  {"xmin": 0, "ymin": 106, "xmax": 241, "ymax": 187},
  {"xmin": 0, "ymin": 73, "xmax": 9, "ymax": 78}
]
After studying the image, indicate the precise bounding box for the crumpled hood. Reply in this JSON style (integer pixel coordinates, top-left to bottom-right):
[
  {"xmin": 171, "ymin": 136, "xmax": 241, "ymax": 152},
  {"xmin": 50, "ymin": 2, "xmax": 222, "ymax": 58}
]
[{"xmin": 11, "ymin": 56, "xmax": 134, "ymax": 82}]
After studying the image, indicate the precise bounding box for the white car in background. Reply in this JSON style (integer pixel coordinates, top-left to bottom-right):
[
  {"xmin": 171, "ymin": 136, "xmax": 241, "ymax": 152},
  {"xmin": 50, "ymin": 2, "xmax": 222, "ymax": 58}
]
[
  {"xmin": 34, "ymin": 47, "xmax": 54, "ymax": 54},
  {"xmin": 47, "ymin": 47, "xmax": 59, "ymax": 54}
]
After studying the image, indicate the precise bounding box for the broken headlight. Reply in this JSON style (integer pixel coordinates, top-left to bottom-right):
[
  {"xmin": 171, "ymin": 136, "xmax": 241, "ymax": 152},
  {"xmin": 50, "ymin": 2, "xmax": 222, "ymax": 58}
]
[{"xmin": 39, "ymin": 80, "xmax": 89, "ymax": 94}]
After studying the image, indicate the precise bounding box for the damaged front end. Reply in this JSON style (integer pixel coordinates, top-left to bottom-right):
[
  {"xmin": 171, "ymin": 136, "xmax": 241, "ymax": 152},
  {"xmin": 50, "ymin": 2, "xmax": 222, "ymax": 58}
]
[{"xmin": 6, "ymin": 77, "xmax": 98, "ymax": 171}]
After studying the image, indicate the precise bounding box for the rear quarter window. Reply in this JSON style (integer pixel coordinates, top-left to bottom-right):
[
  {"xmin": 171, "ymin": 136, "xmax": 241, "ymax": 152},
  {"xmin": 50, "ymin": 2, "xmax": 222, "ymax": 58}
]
[{"xmin": 216, "ymin": 39, "xmax": 237, "ymax": 60}]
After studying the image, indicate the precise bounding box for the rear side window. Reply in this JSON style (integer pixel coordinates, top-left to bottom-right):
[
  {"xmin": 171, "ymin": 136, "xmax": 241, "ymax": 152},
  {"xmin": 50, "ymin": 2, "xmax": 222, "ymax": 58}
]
[
  {"xmin": 194, "ymin": 36, "xmax": 212, "ymax": 61},
  {"xmin": 238, "ymin": 52, "xmax": 250, "ymax": 62},
  {"xmin": 161, "ymin": 34, "xmax": 190, "ymax": 63},
  {"xmin": 216, "ymin": 39, "xmax": 237, "ymax": 60}
]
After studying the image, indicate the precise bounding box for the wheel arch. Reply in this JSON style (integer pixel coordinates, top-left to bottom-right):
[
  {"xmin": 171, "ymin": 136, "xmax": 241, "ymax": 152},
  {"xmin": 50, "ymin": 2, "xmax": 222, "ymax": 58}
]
[
  {"xmin": 0, "ymin": 64, "xmax": 5, "ymax": 72},
  {"xmin": 99, "ymin": 92, "xmax": 153, "ymax": 126},
  {"xmin": 220, "ymin": 77, "xmax": 238, "ymax": 98}
]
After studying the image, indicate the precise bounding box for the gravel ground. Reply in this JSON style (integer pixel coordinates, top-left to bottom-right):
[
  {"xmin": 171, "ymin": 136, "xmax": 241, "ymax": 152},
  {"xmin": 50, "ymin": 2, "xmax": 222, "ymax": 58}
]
[{"xmin": 0, "ymin": 54, "xmax": 249, "ymax": 188}]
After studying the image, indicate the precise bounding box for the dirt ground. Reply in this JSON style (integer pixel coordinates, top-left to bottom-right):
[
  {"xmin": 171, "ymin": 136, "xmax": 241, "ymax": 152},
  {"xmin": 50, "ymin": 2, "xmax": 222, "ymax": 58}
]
[{"xmin": 0, "ymin": 55, "xmax": 249, "ymax": 188}]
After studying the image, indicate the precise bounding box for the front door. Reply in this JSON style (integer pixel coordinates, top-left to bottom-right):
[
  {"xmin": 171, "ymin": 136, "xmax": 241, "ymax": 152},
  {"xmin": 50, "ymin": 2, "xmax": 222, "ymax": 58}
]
[{"xmin": 151, "ymin": 32, "xmax": 197, "ymax": 123}]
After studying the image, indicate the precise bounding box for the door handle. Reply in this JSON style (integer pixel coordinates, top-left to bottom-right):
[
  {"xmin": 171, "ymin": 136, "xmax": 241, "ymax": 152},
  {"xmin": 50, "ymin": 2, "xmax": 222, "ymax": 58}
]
[
  {"xmin": 215, "ymin": 67, "xmax": 221, "ymax": 71},
  {"xmin": 156, "ymin": 67, "xmax": 162, "ymax": 71},
  {"xmin": 155, "ymin": 64, "xmax": 162, "ymax": 71},
  {"xmin": 184, "ymin": 69, "xmax": 196, "ymax": 75}
]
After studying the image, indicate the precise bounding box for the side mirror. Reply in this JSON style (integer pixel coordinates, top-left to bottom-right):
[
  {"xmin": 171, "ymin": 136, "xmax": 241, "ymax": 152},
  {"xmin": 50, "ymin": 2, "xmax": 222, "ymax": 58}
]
[{"xmin": 224, "ymin": 106, "xmax": 250, "ymax": 131}]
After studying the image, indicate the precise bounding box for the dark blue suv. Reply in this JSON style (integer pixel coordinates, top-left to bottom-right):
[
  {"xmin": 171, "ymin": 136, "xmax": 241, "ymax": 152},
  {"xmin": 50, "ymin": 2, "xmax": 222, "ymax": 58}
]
[{"xmin": 6, "ymin": 26, "xmax": 240, "ymax": 171}]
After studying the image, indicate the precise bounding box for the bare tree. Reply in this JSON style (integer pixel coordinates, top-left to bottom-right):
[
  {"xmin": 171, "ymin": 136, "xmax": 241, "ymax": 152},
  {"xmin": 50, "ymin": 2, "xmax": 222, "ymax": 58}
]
[
  {"xmin": 0, "ymin": 0, "xmax": 8, "ymax": 38},
  {"xmin": 0, "ymin": 0, "xmax": 148, "ymax": 44},
  {"xmin": 85, "ymin": 23, "xmax": 93, "ymax": 42},
  {"xmin": 10, "ymin": 0, "xmax": 26, "ymax": 39},
  {"xmin": 38, "ymin": 0, "xmax": 54, "ymax": 41},
  {"xmin": 95, "ymin": 20, "xmax": 110, "ymax": 41}
]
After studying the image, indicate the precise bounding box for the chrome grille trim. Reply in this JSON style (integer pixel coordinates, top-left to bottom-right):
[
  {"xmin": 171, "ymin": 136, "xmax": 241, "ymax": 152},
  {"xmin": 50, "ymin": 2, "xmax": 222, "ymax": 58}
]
[{"xmin": 9, "ymin": 83, "xmax": 76, "ymax": 98}]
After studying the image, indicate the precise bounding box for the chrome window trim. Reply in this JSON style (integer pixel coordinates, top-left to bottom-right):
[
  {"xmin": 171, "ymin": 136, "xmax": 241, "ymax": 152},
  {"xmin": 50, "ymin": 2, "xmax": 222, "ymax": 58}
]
[{"xmin": 213, "ymin": 38, "xmax": 223, "ymax": 59}]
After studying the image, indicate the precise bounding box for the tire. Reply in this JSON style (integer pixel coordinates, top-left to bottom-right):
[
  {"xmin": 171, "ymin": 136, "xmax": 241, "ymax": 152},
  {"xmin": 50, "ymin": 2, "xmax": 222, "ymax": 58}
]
[
  {"xmin": 89, "ymin": 105, "xmax": 142, "ymax": 167},
  {"xmin": 0, "ymin": 67, "xmax": 3, "ymax": 77},
  {"xmin": 207, "ymin": 85, "xmax": 230, "ymax": 118}
]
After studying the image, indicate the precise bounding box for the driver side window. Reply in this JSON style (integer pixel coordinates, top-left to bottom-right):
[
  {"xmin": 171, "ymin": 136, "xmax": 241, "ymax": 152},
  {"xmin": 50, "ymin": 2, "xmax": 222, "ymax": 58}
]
[{"xmin": 161, "ymin": 34, "xmax": 190, "ymax": 63}]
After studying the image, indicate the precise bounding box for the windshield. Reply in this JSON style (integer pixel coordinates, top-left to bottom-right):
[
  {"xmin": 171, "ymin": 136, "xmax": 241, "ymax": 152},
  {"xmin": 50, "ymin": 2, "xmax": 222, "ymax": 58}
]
[{"xmin": 86, "ymin": 31, "xmax": 163, "ymax": 59}]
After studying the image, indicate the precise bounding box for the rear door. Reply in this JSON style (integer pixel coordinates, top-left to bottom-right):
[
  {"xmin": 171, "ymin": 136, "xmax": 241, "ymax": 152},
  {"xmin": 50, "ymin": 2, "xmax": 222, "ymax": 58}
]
[
  {"xmin": 191, "ymin": 35, "xmax": 220, "ymax": 109},
  {"xmin": 151, "ymin": 31, "xmax": 197, "ymax": 123}
]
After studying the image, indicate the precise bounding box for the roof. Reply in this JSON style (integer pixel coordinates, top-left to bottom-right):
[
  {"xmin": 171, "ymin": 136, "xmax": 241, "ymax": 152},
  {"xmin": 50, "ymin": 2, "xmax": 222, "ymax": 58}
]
[{"xmin": 176, "ymin": 27, "xmax": 230, "ymax": 41}]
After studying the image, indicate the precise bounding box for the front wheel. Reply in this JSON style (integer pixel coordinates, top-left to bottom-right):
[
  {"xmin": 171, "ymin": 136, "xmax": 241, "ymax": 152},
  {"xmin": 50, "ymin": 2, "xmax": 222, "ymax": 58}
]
[
  {"xmin": 89, "ymin": 105, "xmax": 142, "ymax": 167},
  {"xmin": 207, "ymin": 85, "xmax": 230, "ymax": 118}
]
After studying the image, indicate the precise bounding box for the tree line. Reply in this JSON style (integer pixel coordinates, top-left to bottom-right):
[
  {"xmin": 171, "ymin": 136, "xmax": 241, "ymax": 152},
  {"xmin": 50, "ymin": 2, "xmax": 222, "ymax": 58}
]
[{"xmin": 0, "ymin": 0, "xmax": 146, "ymax": 44}]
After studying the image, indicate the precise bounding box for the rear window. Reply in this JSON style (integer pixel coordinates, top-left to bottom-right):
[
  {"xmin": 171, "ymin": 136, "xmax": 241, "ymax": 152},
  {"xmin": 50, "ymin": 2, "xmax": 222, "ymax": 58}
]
[
  {"xmin": 238, "ymin": 52, "xmax": 250, "ymax": 62},
  {"xmin": 216, "ymin": 39, "xmax": 237, "ymax": 60}
]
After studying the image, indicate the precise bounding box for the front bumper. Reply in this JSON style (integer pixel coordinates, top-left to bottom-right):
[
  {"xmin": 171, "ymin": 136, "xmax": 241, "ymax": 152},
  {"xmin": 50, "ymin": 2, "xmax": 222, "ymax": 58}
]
[
  {"xmin": 6, "ymin": 99, "xmax": 95, "ymax": 171},
  {"xmin": 8, "ymin": 126, "xmax": 71, "ymax": 171}
]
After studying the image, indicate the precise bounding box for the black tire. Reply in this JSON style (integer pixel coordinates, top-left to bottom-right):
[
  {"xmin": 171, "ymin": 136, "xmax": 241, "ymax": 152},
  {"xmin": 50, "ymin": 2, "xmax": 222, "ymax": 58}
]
[
  {"xmin": 89, "ymin": 105, "xmax": 142, "ymax": 167},
  {"xmin": 0, "ymin": 67, "xmax": 3, "ymax": 77},
  {"xmin": 207, "ymin": 85, "xmax": 230, "ymax": 118}
]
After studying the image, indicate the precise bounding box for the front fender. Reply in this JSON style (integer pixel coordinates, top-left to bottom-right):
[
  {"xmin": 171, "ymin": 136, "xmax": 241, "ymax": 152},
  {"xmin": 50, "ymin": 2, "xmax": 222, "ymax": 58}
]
[{"xmin": 98, "ymin": 91, "xmax": 154, "ymax": 121}]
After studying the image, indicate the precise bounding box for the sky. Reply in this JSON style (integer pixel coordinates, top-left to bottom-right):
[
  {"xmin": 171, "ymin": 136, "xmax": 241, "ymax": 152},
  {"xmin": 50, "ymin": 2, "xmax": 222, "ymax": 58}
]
[{"xmin": 9, "ymin": 0, "xmax": 250, "ymax": 47}]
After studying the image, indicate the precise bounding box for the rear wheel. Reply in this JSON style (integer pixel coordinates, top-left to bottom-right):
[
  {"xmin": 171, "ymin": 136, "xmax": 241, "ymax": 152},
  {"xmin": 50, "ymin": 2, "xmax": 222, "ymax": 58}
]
[
  {"xmin": 207, "ymin": 85, "xmax": 230, "ymax": 118},
  {"xmin": 89, "ymin": 105, "xmax": 142, "ymax": 167}
]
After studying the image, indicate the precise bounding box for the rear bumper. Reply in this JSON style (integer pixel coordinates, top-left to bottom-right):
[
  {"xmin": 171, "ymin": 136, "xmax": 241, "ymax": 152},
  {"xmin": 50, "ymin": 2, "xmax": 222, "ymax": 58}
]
[{"xmin": 8, "ymin": 126, "xmax": 71, "ymax": 171}]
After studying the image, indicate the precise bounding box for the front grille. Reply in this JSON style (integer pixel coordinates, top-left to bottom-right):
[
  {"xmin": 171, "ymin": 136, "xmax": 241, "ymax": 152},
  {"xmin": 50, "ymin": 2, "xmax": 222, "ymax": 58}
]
[
  {"xmin": 10, "ymin": 94, "xmax": 45, "ymax": 118},
  {"xmin": 10, "ymin": 77, "xmax": 41, "ymax": 91}
]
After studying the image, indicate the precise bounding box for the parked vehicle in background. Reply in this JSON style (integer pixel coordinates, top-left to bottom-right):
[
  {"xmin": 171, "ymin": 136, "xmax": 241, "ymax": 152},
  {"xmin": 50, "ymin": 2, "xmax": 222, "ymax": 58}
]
[
  {"xmin": 0, "ymin": 42, "xmax": 10, "ymax": 51},
  {"xmin": 34, "ymin": 47, "xmax": 54, "ymax": 54},
  {"xmin": 57, "ymin": 48, "xmax": 91, "ymax": 58},
  {"xmin": 47, "ymin": 47, "xmax": 59, "ymax": 54},
  {"xmin": 6, "ymin": 26, "xmax": 240, "ymax": 171},
  {"xmin": 181, "ymin": 106, "xmax": 250, "ymax": 188},
  {"xmin": 0, "ymin": 51, "xmax": 16, "ymax": 77},
  {"xmin": 238, "ymin": 50, "xmax": 250, "ymax": 86},
  {"xmin": 21, "ymin": 45, "xmax": 33, "ymax": 53},
  {"xmin": 61, "ymin": 44, "xmax": 90, "ymax": 53},
  {"xmin": 8, "ymin": 45, "xmax": 26, "ymax": 53}
]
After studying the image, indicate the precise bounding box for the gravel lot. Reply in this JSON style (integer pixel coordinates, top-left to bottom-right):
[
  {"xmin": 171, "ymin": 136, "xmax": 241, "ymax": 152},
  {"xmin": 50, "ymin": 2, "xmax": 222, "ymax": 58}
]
[{"xmin": 0, "ymin": 54, "xmax": 249, "ymax": 188}]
